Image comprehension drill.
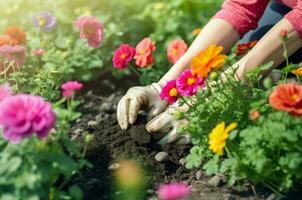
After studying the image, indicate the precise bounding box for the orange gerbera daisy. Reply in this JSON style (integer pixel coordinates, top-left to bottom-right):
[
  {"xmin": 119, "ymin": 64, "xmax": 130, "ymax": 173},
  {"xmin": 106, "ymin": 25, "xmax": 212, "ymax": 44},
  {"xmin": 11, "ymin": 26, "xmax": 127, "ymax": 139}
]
[
  {"xmin": 292, "ymin": 66, "xmax": 302, "ymax": 76},
  {"xmin": 4, "ymin": 26, "xmax": 26, "ymax": 45},
  {"xmin": 191, "ymin": 45, "xmax": 227, "ymax": 78},
  {"xmin": 192, "ymin": 28, "xmax": 202, "ymax": 36}
]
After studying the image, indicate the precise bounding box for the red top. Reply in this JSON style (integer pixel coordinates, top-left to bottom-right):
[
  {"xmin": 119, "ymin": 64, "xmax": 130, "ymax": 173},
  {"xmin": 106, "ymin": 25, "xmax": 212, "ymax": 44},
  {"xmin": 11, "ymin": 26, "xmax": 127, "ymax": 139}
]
[{"xmin": 214, "ymin": 0, "xmax": 302, "ymax": 38}]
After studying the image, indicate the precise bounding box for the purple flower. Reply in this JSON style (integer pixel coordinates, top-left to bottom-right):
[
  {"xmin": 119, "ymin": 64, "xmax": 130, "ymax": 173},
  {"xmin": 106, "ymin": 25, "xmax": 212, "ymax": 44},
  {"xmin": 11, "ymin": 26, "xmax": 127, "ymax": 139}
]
[
  {"xmin": 0, "ymin": 94, "xmax": 56, "ymax": 144},
  {"xmin": 32, "ymin": 12, "xmax": 56, "ymax": 32}
]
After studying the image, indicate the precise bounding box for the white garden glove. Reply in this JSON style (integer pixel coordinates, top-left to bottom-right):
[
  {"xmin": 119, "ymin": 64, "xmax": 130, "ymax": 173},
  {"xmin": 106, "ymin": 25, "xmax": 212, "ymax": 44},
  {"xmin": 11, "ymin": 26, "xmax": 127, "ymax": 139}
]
[
  {"xmin": 146, "ymin": 103, "xmax": 190, "ymax": 145},
  {"xmin": 117, "ymin": 83, "xmax": 168, "ymax": 130}
]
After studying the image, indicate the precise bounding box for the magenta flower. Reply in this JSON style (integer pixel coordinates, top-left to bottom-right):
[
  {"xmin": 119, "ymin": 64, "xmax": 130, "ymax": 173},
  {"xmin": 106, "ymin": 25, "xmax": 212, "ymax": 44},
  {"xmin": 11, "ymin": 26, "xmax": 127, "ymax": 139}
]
[
  {"xmin": 74, "ymin": 16, "xmax": 104, "ymax": 48},
  {"xmin": 158, "ymin": 182, "xmax": 191, "ymax": 200},
  {"xmin": 0, "ymin": 94, "xmax": 56, "ymax": 144},
  {"xmin": 61, "ymin": 81, "xmax": 83, "ymax": 98},
  {"xmin": 160, "ymin": 80, "xmax": 179, "ymax": 105},
  {"xmin": 32, "ymin": 49, "xmax": 45, "ymax": 56},
  {"xmin": 0, "ymin": 83, "xmax": 11, "ymax": 101},
  {"xmin": 0, "ymin": 45, "xmax": 26, "ymax": 70},
  {"xmin": 112, "ymin": 44, "xmax": 136, "ymax": 69},
  {"xmin": 176, "ymin": 69, "xmax": 205, "ymax": 96}
]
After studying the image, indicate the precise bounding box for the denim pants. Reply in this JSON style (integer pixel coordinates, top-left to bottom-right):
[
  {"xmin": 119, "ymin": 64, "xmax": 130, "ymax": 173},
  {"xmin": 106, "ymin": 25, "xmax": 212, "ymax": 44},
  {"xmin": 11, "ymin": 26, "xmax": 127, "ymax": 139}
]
[{"xmin": 240, "ymin": 1, "xmax": 302, "ymax": 64}]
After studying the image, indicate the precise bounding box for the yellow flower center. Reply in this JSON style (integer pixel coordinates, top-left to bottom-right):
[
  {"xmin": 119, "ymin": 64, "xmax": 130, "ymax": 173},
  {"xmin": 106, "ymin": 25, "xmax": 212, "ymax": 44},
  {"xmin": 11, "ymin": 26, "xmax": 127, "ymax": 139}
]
[
  {"xmin": 120, "ymin": 53, "xmax": 126, "ymax": 60},
  {"xmin": 37, "ymin": 16, "xmax": 47, "ymax": 26},
  {"xmin": 169, "ymin": 88, "xmax": 178, "ymax": 97},
  {"xmin": 292, "ymin": 93, "xmax": 299, "ymax": 101},
  {"xmin": 139, "ymin": 49, "xmax": 145, "ymax": 55},
  {"xmin": 172, "ymin": 48, "xmax": 178, "ymax": 55},
  {"xmin": 187, "ymin": 77, "xmax": 196, "ymax": 85},
  {"xmin": 84, "ymin": 26, "xmax": 94, "ymax": 36}
]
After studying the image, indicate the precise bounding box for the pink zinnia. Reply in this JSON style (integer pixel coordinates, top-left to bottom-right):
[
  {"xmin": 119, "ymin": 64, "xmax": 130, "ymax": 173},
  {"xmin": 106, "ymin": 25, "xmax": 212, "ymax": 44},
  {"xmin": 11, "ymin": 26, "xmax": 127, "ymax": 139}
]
[
  {"xmin": 0, "ymin": 94, "xmax": 56, "ymax": 144},
  {"xmin": 160, "ymin": 80, "xmax": 179, "ymax": 105},
  {"xmin": 158, "ymin": 182, "xmax": 191, "ymax": 200},
  {"xmin": 167, "ymin": 39, "xmax": 188, "ymax": 64},
  {"xmin": 32, "ymin": 48, "xmax": 45, "ymax": 56},
  {"xmin": 112, "ymin": 44, "xmax": 136, "ymax": 69},
  {"xmin": 0, "ymin": 83, "xmax": 11, "ymax": 101},
  {"xmin": 0, "ymin": 45, "xmax": 26, "ymax": 71},
  {"xmin": 74, "ymin": 16, "xmax": 104, "ymax": 48},
  {"xmin": 134, "ymin": 37, "xmax": 155, "ymax": 68},
  {"xmin": 176, "ymin": 69, "xmax": 205, "ymax": 96},
  {"xmin": 61, "ymin": 81, "xmax": 83, "ymax": 98}
]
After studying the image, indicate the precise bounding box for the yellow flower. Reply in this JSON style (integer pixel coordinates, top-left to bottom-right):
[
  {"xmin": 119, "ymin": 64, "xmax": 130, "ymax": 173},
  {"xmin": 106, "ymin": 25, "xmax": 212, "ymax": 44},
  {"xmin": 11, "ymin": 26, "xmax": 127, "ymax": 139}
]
[
  {"xmin": 292, "ymin": 66, "xmax": 302, "ymax": 76},
  {"xmin": 191, "ymin": 45, "xmax": 227, "ymax": 78},
  {"xmin": 192, "ymin": 28, "xmax": 202, "ymax": 36},
  {"xmin": 208, "ymin": 122, "xmax": 237, "ymax": 156}
]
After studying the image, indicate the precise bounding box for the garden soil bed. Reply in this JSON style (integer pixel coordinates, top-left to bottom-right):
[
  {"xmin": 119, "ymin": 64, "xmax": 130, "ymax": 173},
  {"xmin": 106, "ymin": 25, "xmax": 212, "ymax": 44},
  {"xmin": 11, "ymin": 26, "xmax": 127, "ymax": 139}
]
[{"xmin": 69, "ymin": 73, "xmax": 298, "ymax": 200}]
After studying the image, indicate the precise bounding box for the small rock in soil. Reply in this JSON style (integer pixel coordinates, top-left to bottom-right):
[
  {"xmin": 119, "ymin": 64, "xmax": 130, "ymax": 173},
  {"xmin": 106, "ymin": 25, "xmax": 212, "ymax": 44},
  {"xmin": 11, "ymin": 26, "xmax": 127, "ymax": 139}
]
[
  {"xmin": 88, "ymin": 120, "xmax": 98, "ymax": 128},
  {"xmin": 179, "ymin": 158, "xmax": 186, "ymax": 165},
  {"xmin": 223, "ymin": 193, "xmax": 234, "ymax": 200},
  {"xmin": 147, "ymin": 189, "xmax": 154, "ymax": 194},
  {"xmin": 100, "ymin": 102, "xmax": 113, "ymax": 112},
  {"xmin": 208, "ymin": 174, "xmax": 224, "ymax": 187},
  {"xmin": 155, "ymin": 152, "xmax": 168, "ymax": 162},
  {"xmin": 196, "ymin": 170, "xmax": 202, "ymax": 180},
  {"xmin": 130, "ymin": 125, "xmax": 151, "ymax": 144},
  {"xmin": 74, "ymin": 128, "xmax": 83, "ymax": 135},
  {"xmin": 108, "ymin": 163, "xmax": 120, "ymax": 170}
]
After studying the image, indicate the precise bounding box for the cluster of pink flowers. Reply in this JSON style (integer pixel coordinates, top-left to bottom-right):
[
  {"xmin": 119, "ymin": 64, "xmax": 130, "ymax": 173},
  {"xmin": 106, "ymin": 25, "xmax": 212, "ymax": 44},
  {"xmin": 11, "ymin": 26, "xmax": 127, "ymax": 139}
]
[
  {"xmin": 158, "ymin": 182, "xmax": 191, "ymax": 200},
  {"xmin": 160, "ymin": 69, "xmax": 205, "ymax": 104},
  {"xmin": 61, "ymin": 81, "xmax": 83, "ymax": 98},
  {"xmin": 74, "ymin": 16, "xmax": 104, "ymax": 48},
  {"xmin": 0, "ymin": 84, "xmax": 56, "ymax": 144},
  {"xmin": 112, "ymin": 37, "xmax": 156, "ymax": 70}
]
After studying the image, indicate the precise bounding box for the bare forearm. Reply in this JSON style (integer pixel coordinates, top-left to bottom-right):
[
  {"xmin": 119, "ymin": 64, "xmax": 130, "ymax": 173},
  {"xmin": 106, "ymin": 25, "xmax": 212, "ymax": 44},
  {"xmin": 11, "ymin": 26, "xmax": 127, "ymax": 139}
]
[{"xmin": 158, "ymin": 19, "xmax": 240, "ymax": 86}]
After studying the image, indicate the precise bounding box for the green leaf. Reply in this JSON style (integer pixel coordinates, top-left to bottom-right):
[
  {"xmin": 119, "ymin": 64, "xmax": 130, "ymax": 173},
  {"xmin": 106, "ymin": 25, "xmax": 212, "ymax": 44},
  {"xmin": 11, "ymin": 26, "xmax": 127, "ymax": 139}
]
[{"xmin": 68, "ymin": 185, "xmax": 83, "ymax": 200}]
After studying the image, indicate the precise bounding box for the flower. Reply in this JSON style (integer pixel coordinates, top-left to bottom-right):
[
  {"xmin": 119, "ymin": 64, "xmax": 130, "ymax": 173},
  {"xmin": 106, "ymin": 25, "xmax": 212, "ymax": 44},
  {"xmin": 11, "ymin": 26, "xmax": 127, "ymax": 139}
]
[
  {"xmin": 32, "ymin": 49, "xmax": 45, "ymax": 56},
  {"xmin": 249, "ymin": 110, "xmax": 260, "ymax": 121},
  {"xmin": 158, "ymin": 182, "xmax": 190, "ymax": 200},
  {"xmin": 112, "ymin": 44, "xmax": 136, "ymax": 69},
  {"xmin": 269, "ymin": 83, "xmax": 302, "ymax": 116},
  {"xmin": 208, "ymin": 122, "xmax": 237, "ymax": 156},
  {"xmin": 192, "ymin": 28, "xmax": 202, "ymax": 36},
  {"xmin": 280, "ymin": 29, "xmax": 288, "ymax": 38},
  {"xmin": 167, "ymin": 39, "xmax": 188, "ymax": 64},
  {"xmin": 74, "ymin": 16, "xmax": 104, "ymax": 48},
  {"xmin": 0, "ymin": 35, "xmax": 11, "ymax": 46},
  {"xmin": 32, "ymin": 12, "xmax": 56, "ymax": 32},
  {"xmin": 0, "ymin": 94, "xmax": 56, "ymax": 144},
  {"xmin": 115, "ymin": 160, "xmax": 142, "ymax": 187},
  {"xmin": 0, "ymin": 45, "xmax": 26, "ymax": 70},
  {"xmin": 61, "ymin": 81, "xmax": 83, "ymax": 98},
  {"xmin": 160, "ymin": 80, "xmax": 178, "ymax": 105},
  {"xmin": 176, "ymin": 69, "xmax": 205, "ymax": 96},
  {"xmin": 236, "ymin": 40, "xmax": 257, "ymax": 56},
  {"xmin": 191, "ymin": 45, "xmax": 227, "ymax": 78},
  {"xmin": 0, "ymin": 83, "xmax": 11, "ymax": 101},
  {"xmin": 4, "ymin": 26, "xmax": 26, "ymax": 45},
  {"xmin": 134, "ymin": 37, "xmax": 156, "ymax": 68},
  {"xmin": 292, "ymin": 66, "xmax": 302, "ymax": 76}
]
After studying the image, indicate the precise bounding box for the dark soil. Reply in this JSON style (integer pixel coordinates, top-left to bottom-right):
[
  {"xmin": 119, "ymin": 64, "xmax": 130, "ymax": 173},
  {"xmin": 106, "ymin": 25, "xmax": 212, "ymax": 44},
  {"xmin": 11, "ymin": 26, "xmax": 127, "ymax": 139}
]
[{"xmin": 69, "ymin": 73, "xmax": 278, "ymax": 200}]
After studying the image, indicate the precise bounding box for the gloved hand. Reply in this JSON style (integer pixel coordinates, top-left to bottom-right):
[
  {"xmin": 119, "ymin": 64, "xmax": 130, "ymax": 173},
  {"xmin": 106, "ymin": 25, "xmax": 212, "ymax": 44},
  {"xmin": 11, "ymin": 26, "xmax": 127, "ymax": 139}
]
[
  {"xmin": 146, "ymin": 103, "xmax": 190, "ymax": 145},
  {"xmin": 117, "ymin": 83, "xmax": 168, "ymax": 130}
]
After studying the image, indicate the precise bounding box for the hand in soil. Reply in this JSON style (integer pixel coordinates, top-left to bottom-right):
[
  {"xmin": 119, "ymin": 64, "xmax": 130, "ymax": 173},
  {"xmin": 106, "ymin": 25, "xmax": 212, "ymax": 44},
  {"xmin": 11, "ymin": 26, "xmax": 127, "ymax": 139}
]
[
  {"xmin": 117, "ymin": 83, "xmax": 167, "ymax": 129},
  {"xmin": 146, "ymin": 104, "xmax": 190, "ymax": 144}
]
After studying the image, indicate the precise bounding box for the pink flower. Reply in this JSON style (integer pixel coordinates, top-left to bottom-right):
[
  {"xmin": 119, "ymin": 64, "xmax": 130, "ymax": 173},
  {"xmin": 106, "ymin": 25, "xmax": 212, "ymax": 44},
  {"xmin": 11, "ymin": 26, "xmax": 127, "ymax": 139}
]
[
  {"xmin": 158, "ymin": 182, "xmax": 191, "ymax": 200},
  {"xmin": 32, "ymin": 48, "xmax": 45, "ymax": 56},
  {"xmin": 160, "ymin": 80, "xmax": 179, "ymax": 105},
  {"xmin": 167, "ymin": 39, "xmax": 188, "ymax": 64},
  {"xmin": 74, "ymin": 16, "xmax": 104, "ymax": 48},
  {"xmin": 176, "ymin": 69, "xmax": 205, "ymax": 96},
  {"xmin": 0, "ymin": 94, "xmax": 56, "ymax": 144},
  {"xmin": 0, "ymin": 45, "xmax": 26, "ymax": 71},
  {"xmin": 112, "ymin": 44, "xmax": 136, "ymax": 69},
  {"xmin": 134, "ymin": 37, "xmax": 155, "ymax": 68},
  {"xmin": 61, "ymin": 81, "xmax": 83, "ymax": 98},
  {"xmin": 0, "ymin": 83, "xmax": 12, "ymax": 101}
]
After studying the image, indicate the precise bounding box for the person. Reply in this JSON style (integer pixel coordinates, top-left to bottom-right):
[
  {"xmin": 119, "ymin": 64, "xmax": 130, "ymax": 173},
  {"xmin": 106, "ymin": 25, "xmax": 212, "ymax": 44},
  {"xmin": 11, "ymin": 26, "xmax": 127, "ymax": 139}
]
[{"xmin": 117, "ymin": 0, "xmax": 302, "ymax": 144}]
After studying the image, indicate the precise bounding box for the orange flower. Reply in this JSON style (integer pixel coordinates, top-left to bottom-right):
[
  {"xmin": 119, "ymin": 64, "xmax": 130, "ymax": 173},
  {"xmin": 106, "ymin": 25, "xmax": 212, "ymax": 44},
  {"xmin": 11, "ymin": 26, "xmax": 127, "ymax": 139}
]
[
  {"xmin": 292, "ymin": 66, "xmax": 302, "ymax": 76},
  {"xmin": 269, "ymin": 83, "xmax": 302, "ymax": 116},
  {"xmin": 236, "ymin": 40, "xmax": 257, "ymax": 56},
  {"xmin": 167, "ymin": 39, "xmax": 188, "ymax": 64},
  {"xmin": 280, "ymin": 29, "xmax": 288, "ymax": 38},
  {"xmin": 134, "ymin": 37, "xmax": 156, "ymax": 68},
  {"xmin": 191, "ymin": 45, "xmax": 227, "ymax": 78},
  {"xmin": 4, "ymin": 26, "xmax": 26, "ymax": 45},
  {"xmin": 0, "ymin": 35, "xmax": 11, "ymax": 46},
  {"xmin": 249, "ymin": 110, "xmax": 260, "ymax": 121},
  {"xmin": 192, "ymin": 28, "xmax": 202, "ymax": 36}
]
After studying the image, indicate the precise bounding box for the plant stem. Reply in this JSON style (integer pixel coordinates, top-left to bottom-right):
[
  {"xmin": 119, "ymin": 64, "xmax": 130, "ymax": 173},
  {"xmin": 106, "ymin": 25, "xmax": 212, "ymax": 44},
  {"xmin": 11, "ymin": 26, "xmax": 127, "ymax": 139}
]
[{"xmin": 129, "ymin": 63, "xmax": 140, "ymax": 78}]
